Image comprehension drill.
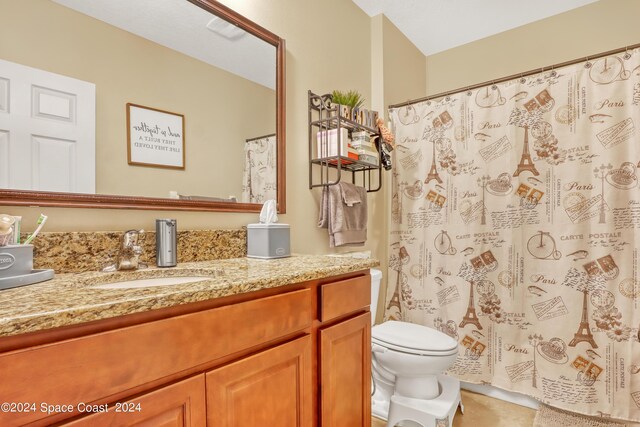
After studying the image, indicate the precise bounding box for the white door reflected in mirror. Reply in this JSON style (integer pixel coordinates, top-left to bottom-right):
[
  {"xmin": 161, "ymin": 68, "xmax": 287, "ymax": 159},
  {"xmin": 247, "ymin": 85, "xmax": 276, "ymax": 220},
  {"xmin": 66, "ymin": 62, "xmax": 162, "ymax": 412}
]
[{"xmin": 0, "ymin": 59, "xmax": 95, "ymax": 193}]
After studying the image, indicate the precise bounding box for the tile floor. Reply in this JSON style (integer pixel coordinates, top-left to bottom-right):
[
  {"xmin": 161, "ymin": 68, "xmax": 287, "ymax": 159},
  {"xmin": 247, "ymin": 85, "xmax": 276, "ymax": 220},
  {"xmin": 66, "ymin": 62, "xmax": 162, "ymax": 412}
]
[{"xmin": 371, "ymin": 390, "xmax": 536, "ymax": 427}]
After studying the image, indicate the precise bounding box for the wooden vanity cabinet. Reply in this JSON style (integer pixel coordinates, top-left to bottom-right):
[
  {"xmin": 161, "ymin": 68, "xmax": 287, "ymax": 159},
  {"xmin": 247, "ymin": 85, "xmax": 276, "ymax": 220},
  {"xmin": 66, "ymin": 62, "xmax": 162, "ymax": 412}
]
[{"xmin": 0, "ymin": 271, "xmax": 371, "ymax": 427}]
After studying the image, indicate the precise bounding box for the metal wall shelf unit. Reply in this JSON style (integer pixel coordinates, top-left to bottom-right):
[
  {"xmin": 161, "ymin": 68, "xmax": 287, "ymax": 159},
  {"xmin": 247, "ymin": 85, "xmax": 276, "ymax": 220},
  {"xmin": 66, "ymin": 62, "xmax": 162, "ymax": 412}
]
[{"xmin": 308, "ymin": 90, "xmax": 382, "ymax": 193}]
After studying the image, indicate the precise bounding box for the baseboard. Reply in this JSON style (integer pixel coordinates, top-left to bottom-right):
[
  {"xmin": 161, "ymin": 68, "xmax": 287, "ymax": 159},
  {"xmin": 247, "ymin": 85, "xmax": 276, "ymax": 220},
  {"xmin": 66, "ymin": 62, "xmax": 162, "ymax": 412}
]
[{"xmin": 461, "ymin": 381, "xmax": 540, "ymax": 410}]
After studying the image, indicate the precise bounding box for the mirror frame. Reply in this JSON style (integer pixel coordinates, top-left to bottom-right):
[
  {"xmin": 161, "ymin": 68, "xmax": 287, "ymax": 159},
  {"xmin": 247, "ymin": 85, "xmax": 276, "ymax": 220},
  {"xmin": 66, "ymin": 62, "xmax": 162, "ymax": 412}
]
[{"xmin": 0, "ymin": 0, "xmax": 286, "ymax": 213}]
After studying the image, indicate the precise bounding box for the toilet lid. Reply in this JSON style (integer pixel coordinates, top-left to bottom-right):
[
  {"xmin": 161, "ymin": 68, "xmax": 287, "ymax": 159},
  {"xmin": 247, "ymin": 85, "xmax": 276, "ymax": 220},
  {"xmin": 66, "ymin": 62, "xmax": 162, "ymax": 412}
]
[{"xmin": 372, "ymin": 321, "xmax": 458, "ymax": 355}]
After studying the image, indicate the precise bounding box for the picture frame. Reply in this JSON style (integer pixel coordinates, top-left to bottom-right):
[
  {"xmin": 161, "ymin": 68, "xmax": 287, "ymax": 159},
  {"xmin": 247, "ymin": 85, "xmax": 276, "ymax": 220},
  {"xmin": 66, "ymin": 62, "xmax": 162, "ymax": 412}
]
[{"xmin": 127, "ymin": 103, "xmax": 185, "ymax": 170}]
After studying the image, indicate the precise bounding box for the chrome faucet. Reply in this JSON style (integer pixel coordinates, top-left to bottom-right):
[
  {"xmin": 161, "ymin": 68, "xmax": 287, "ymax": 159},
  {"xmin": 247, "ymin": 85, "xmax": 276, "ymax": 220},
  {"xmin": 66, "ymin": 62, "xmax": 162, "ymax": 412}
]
[{"xmin": 103, "ymin": 229, "xmax": 147, "ymax": 272}]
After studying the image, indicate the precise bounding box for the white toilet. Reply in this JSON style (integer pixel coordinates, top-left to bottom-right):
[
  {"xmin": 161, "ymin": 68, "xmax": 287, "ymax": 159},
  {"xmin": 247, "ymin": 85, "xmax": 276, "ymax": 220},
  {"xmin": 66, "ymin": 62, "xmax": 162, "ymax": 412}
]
[{"xmin": 370, "ymin": 269, "xmax": 462, "ymax": 427}]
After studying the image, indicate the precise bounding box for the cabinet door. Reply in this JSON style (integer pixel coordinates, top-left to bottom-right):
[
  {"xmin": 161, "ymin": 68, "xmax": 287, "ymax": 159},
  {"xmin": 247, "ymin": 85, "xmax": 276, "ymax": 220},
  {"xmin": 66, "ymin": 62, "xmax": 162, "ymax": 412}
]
[
  {"xmin": 320, "ymin": 312, "xmax": 371, "ymax": 427},
  {"xmin": 206, "ymin": 335, "xmax": 312, "ymax": 427},
  {"xmin": 63, "ymin": 375, "xmax": 206, "ymax": 427}
]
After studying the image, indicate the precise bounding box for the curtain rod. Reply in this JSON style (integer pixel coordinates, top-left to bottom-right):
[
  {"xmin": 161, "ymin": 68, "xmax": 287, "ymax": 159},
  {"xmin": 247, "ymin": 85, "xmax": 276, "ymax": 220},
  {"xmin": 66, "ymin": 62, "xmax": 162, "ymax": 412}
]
[
  {"xmin": 389, "ymin": 42, "xmax": 640, "ymax": 109},
  {"xmin": 245, "ymin": 133, "xmax": 276, "ymax": 143}
]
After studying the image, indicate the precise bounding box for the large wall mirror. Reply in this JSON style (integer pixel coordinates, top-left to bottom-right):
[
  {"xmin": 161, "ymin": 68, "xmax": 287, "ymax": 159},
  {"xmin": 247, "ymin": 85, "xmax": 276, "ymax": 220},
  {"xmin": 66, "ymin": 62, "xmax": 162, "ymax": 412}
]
[{"xmin": 0, "ymin": 0, "xmax": 286, "ymax": 212}]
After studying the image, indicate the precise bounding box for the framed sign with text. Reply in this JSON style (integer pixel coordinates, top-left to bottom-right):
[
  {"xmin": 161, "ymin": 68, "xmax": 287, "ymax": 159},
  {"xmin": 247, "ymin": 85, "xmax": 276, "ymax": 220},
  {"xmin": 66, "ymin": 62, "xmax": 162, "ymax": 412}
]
[{"xmin": 127, "ymin": 103, "xmax": 185, "ymax": 170}]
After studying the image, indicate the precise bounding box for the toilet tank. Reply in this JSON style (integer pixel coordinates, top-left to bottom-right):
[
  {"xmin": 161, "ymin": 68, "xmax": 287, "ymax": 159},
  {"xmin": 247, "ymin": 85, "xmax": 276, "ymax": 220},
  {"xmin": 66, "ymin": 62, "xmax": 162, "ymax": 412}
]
[{"xmin": 370, "ymin": 269, "xmax": 382, "ymax": 325}]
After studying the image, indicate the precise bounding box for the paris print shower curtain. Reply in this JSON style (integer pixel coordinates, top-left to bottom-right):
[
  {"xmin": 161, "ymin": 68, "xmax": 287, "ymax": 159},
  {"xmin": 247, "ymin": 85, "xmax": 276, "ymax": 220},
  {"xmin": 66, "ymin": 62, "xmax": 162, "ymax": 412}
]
[
  {"xmin": 386, "ymin": 48, "xmax": 640, "ymax": 422},
  {"xmin": 241, "ymin": 134, "xmax": 277, "ymax": 203}
]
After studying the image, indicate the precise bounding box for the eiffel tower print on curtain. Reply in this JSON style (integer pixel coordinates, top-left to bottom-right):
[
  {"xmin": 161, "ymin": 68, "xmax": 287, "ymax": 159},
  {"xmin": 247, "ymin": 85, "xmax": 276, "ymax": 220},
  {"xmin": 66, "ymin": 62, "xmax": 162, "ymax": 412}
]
[{"xmin": 513, "ymin": 126, "xmax": 539, "ymax": 177}]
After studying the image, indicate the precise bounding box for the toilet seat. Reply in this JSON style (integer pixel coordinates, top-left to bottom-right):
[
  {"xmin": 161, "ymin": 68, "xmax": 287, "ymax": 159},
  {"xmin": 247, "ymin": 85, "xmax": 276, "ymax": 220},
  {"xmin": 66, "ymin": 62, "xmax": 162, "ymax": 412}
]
[
  {"xmin": 372, "ymin": 338, "xmax": 458, "ymax": 356},
  {"xmin": 372, "ymin": 321, "xmax": 458, "ymax": 356}
]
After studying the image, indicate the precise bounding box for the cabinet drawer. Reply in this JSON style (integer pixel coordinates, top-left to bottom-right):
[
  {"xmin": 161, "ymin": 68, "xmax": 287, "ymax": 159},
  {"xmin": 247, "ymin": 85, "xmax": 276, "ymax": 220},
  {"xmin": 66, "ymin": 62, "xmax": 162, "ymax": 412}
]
[
  {"xmin": 0, "ymin": 288, "xmax": 312, "ymax": 426},
  {"xmin": 320, "ymin": 275, "xmax": 370, "ymax": 322}
]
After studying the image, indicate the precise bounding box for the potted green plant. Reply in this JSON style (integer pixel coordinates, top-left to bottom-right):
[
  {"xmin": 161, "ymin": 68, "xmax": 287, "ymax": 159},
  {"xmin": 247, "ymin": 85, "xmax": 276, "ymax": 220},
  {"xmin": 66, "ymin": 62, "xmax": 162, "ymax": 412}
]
[{"xmin": 331, "ymin": 90, "xmax": 365, "ymax": 121}]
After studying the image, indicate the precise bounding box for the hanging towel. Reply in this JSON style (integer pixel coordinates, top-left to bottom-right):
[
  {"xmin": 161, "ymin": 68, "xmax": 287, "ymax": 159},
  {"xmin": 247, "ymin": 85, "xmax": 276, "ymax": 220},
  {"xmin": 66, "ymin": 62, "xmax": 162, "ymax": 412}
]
[
  {"xmin": 340, "ymin": 181, "xmax": 363, "ymax": 206},
  {"xmin": 318, "ymin": 182, "xmax": 367, "ymax": 247}
]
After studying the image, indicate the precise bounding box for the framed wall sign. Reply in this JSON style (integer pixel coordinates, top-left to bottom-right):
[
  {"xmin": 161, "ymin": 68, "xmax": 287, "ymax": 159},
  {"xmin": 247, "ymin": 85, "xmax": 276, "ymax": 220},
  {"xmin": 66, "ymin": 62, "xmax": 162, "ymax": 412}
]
[{"xmin": 127, "ymin": 103, "xmax": 185, "ymax": 169}]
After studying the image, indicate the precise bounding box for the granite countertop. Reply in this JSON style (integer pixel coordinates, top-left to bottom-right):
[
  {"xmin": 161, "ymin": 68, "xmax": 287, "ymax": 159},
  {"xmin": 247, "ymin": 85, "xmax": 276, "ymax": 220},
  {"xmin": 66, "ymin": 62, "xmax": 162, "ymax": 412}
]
[{"xmin": 0, "ymin": 255, "xmax": 379, "ymax": 338}]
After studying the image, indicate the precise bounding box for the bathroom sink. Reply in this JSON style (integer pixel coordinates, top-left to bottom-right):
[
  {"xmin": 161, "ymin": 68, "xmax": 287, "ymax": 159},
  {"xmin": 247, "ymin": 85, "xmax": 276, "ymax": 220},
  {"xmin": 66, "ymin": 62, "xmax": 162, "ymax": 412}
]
[{"xmin": 93, "ymin": 276, "xmax": 213, "ymax": 290}]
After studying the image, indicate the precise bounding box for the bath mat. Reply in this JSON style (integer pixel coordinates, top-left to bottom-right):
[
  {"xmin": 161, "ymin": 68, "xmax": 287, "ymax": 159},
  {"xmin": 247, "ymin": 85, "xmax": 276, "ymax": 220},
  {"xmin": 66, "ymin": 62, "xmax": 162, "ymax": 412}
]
[{"xmin": 533, "ymin": 404, "xmax": 629, "ymax": 427}]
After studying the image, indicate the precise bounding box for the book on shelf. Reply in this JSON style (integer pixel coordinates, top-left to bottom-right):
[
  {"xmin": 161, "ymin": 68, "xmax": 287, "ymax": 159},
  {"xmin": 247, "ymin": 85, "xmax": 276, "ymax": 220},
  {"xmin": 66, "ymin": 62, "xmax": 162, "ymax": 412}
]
[
  {"xmin": 315, "ymin": 128, "xmax": 358, "ymax": 160},
  {"xmin": 357, "ymin": 144, "xmax": 379, "ymax": 167}
]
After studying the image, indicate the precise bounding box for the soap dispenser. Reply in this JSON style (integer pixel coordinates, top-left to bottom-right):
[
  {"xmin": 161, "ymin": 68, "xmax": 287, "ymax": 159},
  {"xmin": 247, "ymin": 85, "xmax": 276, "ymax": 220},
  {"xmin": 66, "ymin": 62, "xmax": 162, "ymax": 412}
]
[{"xmin": 156, "ymin": 219, "xmax": 177, "ymax": 267}]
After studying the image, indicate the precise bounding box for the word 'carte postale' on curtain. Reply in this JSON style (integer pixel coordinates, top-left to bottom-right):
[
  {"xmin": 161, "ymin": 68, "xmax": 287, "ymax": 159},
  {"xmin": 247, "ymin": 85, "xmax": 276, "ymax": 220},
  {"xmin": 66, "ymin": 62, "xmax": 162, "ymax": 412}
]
[
  {"xmin": 387, "ymin": 47, "xmax": 640, "ymax": 422},
  {"xmin": 242, "ymin": 134, "xmax": 277, "ymax": 204}
]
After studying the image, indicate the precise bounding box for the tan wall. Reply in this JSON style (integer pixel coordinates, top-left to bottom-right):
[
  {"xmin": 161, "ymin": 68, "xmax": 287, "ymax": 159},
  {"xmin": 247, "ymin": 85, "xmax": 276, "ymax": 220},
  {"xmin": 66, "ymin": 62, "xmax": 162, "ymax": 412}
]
[
  {"xmin": 426, "ymin": 0, "xmax": 640, "ymax": 95},
  {"xmin": 0, "ymin": 0, "xmax": 387, "ymax": 270},
  {"xmin": 224, "ymin": 0, "xmax": 388, "ymax": 263},
  {"xmin": 371, "ymin": 15, "xmax": 427, "ymax": 322},
  {"xmin": 382, "ymin": 16, "xmax": 427, "ymax": 110},
  {"xmin": 0, "ymin": 0, "xmax": 274, "ymax": 200}
]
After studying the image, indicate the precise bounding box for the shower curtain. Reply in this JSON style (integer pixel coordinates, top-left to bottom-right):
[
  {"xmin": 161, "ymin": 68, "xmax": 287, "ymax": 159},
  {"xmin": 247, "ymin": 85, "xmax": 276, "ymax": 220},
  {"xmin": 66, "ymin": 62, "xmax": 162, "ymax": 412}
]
[
  {"xmin": 387, "ymin": 47, "xmax": 640, "ymax": 422},
  {"xmin": 241, "ymin": 134, "xmax": 277, "ymax": 203}
]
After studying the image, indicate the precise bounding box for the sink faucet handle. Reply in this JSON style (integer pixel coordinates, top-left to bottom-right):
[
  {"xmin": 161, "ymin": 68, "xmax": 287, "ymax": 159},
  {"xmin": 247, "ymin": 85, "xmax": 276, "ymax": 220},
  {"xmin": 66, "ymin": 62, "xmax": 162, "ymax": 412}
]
[{"xmin": 122, "ymin": 229, "xmax": 145, "ymax": 246}]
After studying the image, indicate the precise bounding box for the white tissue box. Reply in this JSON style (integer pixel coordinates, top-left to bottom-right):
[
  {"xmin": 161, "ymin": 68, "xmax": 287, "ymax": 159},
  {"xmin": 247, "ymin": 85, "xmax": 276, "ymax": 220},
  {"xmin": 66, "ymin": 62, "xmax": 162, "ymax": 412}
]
[{"xmin": 247, "ymin": 223, "xmax": 291, "ymax": 259}]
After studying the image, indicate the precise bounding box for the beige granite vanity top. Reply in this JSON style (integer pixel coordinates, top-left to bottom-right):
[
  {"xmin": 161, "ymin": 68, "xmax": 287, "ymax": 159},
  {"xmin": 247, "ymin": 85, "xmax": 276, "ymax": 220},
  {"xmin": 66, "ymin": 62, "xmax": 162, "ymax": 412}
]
[{"xmin": 0, "ymin": 255, "xmax": 379, "ymax": 338}]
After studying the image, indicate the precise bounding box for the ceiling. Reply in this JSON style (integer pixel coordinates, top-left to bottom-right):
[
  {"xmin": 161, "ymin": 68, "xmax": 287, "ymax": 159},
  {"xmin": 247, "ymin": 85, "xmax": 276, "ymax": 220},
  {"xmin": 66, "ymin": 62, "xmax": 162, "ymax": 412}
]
[
  {"xmin": 53, "ymin": 0, "xmax": 276, "ymax": 89},
  {"xmin": 353, "ymin": 0, "xmax": 598, "ymax": 56}
]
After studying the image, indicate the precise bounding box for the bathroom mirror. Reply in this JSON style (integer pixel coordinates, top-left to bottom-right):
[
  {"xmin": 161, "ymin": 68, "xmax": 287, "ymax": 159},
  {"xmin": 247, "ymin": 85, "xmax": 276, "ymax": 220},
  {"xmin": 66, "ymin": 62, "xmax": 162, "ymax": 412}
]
[{"xmin": 0, "ymin": 0, "xmax": 286, "ymax": 212}]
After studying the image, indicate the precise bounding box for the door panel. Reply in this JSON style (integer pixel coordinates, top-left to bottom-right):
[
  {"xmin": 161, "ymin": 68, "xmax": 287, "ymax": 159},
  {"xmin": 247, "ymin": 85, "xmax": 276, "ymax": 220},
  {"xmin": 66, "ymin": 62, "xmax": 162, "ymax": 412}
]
[
  {"xmin": 31, "ymin": 85, "xmax": 76, "ymax": 123},
  {"xmin": 0, "ymin": 77, "xmax": 8, "ymax": 113},
  {"xmin": 206, "ymin": 336, "xmax": 312, "ymax": 427},
  {"xmin": 320, "ymin": 313, "xmax": 371, "ymax": 427},
  {"xmin": 0, "ymin": 130, "xmax": 8, "ymax": 187},
  {"xmin": 32, "ymin": 135, "xmax": 76, "ymax": 192}
]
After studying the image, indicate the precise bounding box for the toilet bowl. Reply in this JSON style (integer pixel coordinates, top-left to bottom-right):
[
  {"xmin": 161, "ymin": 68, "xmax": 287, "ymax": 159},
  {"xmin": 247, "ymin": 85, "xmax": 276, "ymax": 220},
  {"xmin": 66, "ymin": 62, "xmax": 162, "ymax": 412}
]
[
  {"xmin": 373, "ymin": 321, "xmax": 458, "ymax": 400},
  {"xmin": 370, "ymin": 269, "xmax": 460, "ymax": 425}
]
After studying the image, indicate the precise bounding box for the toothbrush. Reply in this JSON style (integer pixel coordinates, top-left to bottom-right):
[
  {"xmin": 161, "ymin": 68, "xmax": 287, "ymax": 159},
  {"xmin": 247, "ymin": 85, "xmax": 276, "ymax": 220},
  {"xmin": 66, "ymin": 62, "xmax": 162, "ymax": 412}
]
[{"xmin": 24, "ymin": 214, "xmax": 48, "ymax": 245}]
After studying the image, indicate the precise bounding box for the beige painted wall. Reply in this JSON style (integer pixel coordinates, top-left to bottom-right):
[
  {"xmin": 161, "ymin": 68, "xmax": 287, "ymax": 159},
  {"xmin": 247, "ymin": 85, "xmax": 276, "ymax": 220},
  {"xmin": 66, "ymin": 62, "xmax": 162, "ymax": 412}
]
[
  {"xmin": 426, "ymin": 0, "xmax": 640, "ymax": 96},
  {"xmin": 382, "ymin": 16, "xmax": 427, "ymax": 110},
  {"xmin": 0, "ymin": 0, "xmax": 389, "ymax": 273},
  {"xmin": 1, "ymin": 0, "xmax": 274, "ymax": 200},
  {"xmin": 221, "ymin": 0, "xmax": 390, "ymax": 265},
  {"xmin": 370, "ymin": 15, "xmax": 427, "ymax": 322}
]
